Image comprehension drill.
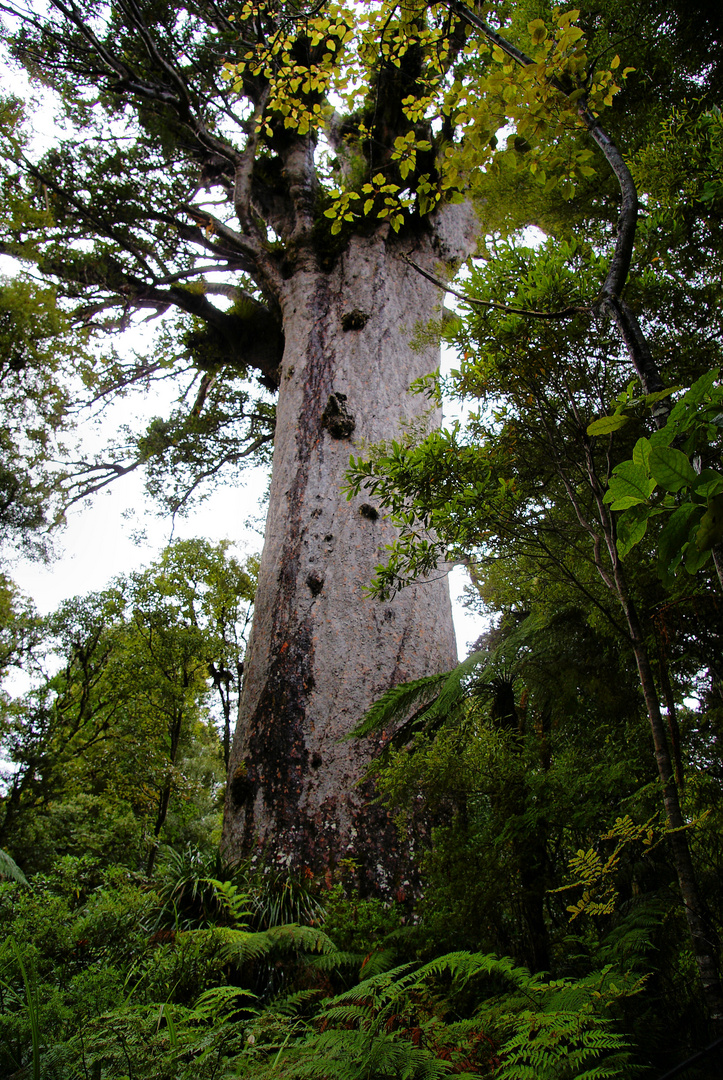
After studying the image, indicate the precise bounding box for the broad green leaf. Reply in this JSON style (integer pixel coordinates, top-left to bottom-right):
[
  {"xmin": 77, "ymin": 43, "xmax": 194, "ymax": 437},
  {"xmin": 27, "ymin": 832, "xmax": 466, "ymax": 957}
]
[
  {"xmin": 643, "ymin": 387, "xmax": 681, "ymax": 406},
  {"xmin": 695, "ymin": 493, "xmax": 723, "ymax": 551},
  {"xmin": 616, "ymin": 504, "xmax": 651, "ymax": 557},
  {"xmin": 631, "ymin": 437, "xmax": 652, "ymax": 470},
  {"xmin": 649, "ymin": 424, "xmax": 676, "ymax": 447},
  {"xmin": 587, "ymin": 414, "xmax": 630, "ymax": 436},
  {"xmin": 658, "ymin": 502, "xmax": 704, "ymax": 571},
  {"xmin": 682, "ymin": 368, "xmax": 719, "ymax": 407},
  {"xmin": 607, "ymin": 494, "xmax": 648, "ymax": 510},
  {"xmin": 648, "ymin": 446, "xmax": 696, "ymax": 491},
  {"xmin": 691, "ymin": 470, "xmax": 723, "ymax": 499},
  {"xmin": 528, "ymin": 18, "xmax": 548, "ymax": 45},
  {"xmin": 604, "ymin": 461, "xmax": 656, "ymax": 507},
  {"xmin": 685, "ymin": 540, "xmax": 711, "ymax": 573}
]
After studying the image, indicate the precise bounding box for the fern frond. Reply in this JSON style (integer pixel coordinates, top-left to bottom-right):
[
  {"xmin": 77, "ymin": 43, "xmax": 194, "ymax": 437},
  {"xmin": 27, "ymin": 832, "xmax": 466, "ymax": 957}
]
[
  {"xmin": 358, "ymin": 948, "xmax": 400, "ymax": 979},
  {"xmin": 325, "ymin": 962, "xmax": 420, "ymax": 1004},
  {"xmin": 597, "ymin": 897, "xmax": 669, "ymax": 971},
  {"xmin": 0, "ymin": 849, "xmax": 28, "ymax": 885},
  {"xmin": 281, "ymin": 1028, "xmax": 459, "ymax": 1080},
  {"xmin": 353, "ymin": 652, "xmax": 492, "ymax": 754},
  {"xmin": 320, "ymin": 1003, "xmax": 376, "ymax": 1025},
  {"xmin": 351, "ymin": 672, "xmax": 451, "ymax": 738},
  {"xmin": 263, "ymin": 924, "xmax": 338, "ymax": 954},
  {"xmin": 418, "ymin": 651, "xmax": 492, "ymax": 729},
  {"xmin": 177, "ymin": 926, "xmax": 275, "ymax": 962},
  {"xmin": 183, "ymin": 923, "xmax": 338, "ymax": 965},
  {"xmin": 308, "ymin": 950, "xmax": 362, "ymax": 972},
  {"xmin": 189, "ymin": 984, "xmax": 257, "ymax": 1021},
  {"xmin": 270, "ymin": 988, "xmax": 328, "ymax": 1016},
  {"xmin": 415, "ymin": 949, "xmax": 534, "ymax": 991}
]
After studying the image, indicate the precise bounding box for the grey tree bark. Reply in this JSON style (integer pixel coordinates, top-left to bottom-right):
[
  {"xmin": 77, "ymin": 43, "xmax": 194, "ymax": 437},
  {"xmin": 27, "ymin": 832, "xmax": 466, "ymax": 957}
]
[{"xmin": 222, "ymin": 212, "xmax": 477, "ymax": 893}]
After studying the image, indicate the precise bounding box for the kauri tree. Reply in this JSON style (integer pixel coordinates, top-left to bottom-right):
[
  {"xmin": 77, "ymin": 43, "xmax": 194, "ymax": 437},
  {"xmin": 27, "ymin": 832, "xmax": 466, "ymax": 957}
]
[
  {"xmin": 0, "ymin": 0, "xmax": 490, "ymax": 891},
  {"xmin": 0, "ymin": 0, "xmax": 658, "ymax": 890}
]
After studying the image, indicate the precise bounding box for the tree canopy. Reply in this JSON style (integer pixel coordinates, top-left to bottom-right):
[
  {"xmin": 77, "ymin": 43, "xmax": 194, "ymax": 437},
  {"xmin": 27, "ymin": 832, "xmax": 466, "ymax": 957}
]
[
  {"xmin": 0, "ymin": 0, "xmax": 645, "ymax": 533},
  {"xmin": 0, "ymin": 538, "xmax": 257, "ymax": 873}
]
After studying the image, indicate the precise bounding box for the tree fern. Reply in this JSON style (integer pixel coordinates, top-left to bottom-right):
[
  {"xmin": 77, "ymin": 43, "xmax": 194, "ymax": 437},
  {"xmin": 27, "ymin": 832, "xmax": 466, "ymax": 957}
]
[
  {"xmin": 276, "ymin": 1028, "xmax": 470, "ymax": 1080},
  {"xmin": 180, "ymin": 922, "xmax": 337, "ymax": 966},
  {"xmin": 596, "ymin": 898, "xmax": 669, "ymax": 973},
  {"xmin": 249, "ymin": 951, "xmax": 637, "ymax": 1080},
  {"xmin": 188, "ymin": 983, "xmax": 258, "ymax": 1021},
  {"xmin": 351, "ymin": 670, "xmax": 454, "ymax": 739}
]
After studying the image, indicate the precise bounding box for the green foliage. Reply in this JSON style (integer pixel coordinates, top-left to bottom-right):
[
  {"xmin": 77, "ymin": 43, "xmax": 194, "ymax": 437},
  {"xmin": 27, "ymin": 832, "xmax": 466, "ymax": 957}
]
[
  {"xmin": 0, "ymin": 4, "xmax": 722, "ymax": 1076},
  {"xmin": 0, "ymin": 853, "xmax": 339, "ymax": 1079},
  {"xmin": 0, "ymin": 849, "xmax": 27, "ymax": 885},
  {"xmin": 0, "ymin": 199, "xmax": 100, "ymax": 552},
  {"xmin": 241, "ymin": 952, "xmax": 634, "ymax": 1080},
  {"xmin": 554, "ymin": 816, "xmax": 666, "ymax": 921},
  {"xmin": 247, "ymin": 868, "xmax": 326, "ymax": 933},
  {"xmin": 592, "ymin": 371, "xmax": 723, "ymax": 575},
  {"xmin": 0, "ymin": 539, "xmax": 256, "ymax": 873},
  {"xmin": 343, "ymin": 20, "xmax": 723, "ymax": 1030},
  {"xmin": 0, "ymin": 0, "xmax": 647, "ymax": 526},
  {"xmin": 352, "ymin": 650, "xmax": 490, "ymax": 747},
  {"xmin": 154, "ymin": 844, "xmax": 253, "ymax": 930}
]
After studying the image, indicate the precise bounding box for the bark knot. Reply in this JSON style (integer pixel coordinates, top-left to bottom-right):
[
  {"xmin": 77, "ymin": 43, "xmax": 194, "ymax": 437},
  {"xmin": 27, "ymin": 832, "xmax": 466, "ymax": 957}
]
[{"xmin": 306, "ymin": 571, "xmax": 324, "ymax": 596}]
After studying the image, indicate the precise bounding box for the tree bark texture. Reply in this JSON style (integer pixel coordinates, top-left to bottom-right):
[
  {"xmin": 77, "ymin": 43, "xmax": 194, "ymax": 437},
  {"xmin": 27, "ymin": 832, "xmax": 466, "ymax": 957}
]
[{"xmin": 222, "ymin": 215, "xmax": 476, "ymax": 894}]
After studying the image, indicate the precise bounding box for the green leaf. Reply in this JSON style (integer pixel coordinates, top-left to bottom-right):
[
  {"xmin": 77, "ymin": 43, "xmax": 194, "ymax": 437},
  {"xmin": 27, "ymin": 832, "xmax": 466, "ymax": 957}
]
[
  {"xmin": 643, "ymin": 387, "xmax": 681, "ymax": 406},
  {"xmin": 691, "ymin": 470, "xmax": 723, "ymax": 499},
  {"xmin": 528, "ymin": 18, "xmax": 548, "ymax": 45},
  {"xmin": 648, "ymin": 446, "xmax": 697, "ymax": 492},
  {"xmin": 0, "ymin": 849, "xmax": 29, "ymax": 885},
  {"xmin": 684, "ymin": 541, "xmax": 711, "ymax": 573},
  {"xmin": 649, "ymin": 424, "xmax": 677, "ymax": 447},
  {"xmin": 683, "ymin": 368, "xmax": 719, "ymax": 406},
  {"xmin": 658, "ymin": 502, "xmax": 704, "ymax": 572},
  {"xmin": 587, "ymin": 414, "xmax": 630, "ymax": 436},
  {"xmin": 631, "ymin": 437, "xmax": 652, "ymax": 471},
  {"xmin": 616, "ymin": 504, "xmax": 651, "ymax": 557},
  {"xmin": 604, "ymin": 461, "xmax": 656, "ymax": 508},
  {"xmin": 695, "ymin": 493, "xmax": 723, "ymax": 551}
]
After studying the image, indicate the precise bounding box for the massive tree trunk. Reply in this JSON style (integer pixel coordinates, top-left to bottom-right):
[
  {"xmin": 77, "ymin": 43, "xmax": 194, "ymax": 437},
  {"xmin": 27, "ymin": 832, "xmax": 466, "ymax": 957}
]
[
  {"xmin": 222, "ymin": 215, "xmax": 475, "ymax": 893},
  {"xmin": 1, "ymin": 0, "xmax": 480, "ymax": 894}
]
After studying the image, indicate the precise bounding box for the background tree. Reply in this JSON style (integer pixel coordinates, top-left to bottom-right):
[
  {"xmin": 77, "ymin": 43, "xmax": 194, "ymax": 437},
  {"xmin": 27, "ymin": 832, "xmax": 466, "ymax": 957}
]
[
  {"xmin": 0, "ymin": 539, "xmax": 256, "ymax": 874},
  {"xmin": 147, "ymin": 538, "xmax": 258, "ymax": 770}
]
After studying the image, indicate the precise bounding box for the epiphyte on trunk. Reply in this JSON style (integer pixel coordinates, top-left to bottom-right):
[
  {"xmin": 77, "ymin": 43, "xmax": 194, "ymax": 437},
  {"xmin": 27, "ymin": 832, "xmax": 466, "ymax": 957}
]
[
  {"xmin": 341, "ymin": 309, "xmax": 370, "ymax": 331},
  {"xmin": 322, "ymin": 392, "xmax": 356, "ymax": 439}
]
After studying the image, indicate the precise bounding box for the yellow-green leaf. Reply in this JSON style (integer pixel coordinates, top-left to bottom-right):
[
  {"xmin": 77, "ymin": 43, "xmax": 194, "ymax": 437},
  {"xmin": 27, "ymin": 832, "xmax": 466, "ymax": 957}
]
[{"xmin": 528, "ymin": 18, "xmax": 548, "ymax": 45}]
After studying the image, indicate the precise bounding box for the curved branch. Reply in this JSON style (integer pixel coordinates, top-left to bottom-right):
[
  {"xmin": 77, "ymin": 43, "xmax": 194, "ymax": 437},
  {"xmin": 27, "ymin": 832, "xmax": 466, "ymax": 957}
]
[
  {"xmin": 450, "ymin": 2, "xmax": 667, "ymax": 402},
  {"xmin": 403, "ymin": 255, "xmax": 589, "ymax": 318}
]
